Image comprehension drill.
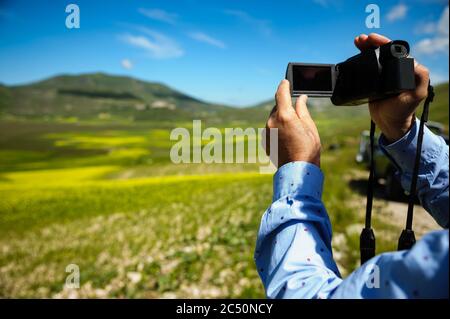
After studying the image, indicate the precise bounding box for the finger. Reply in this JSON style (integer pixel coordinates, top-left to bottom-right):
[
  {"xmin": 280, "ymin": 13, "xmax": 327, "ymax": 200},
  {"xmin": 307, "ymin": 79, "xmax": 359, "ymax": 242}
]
[
  {"xmin": 355, "ymin": 34, "xmax": 369, "ymax": 51},
  {"xmin": 366, "ymin": 33, "xmax": 391, "ymax": 48},
  {"xmin": 356, "ymin": 33, "xmax": 391, "ymax": 51},
  {"xmin": 295, "ymin": 95, "xmax": 319, "ymax": 135},
  {"xmin": 295, "ymin": 95, "xmax": 310, "ymax": 119},
  {"xmin": 275, "ymin": 79, "xmax": 293, "ymax": 114},
  {"xmin": 354, "ymin": 33, "xmax": 368, "ymax": 51},
  {"xmin": 413, "ymin": 62, "xmax": 430, "ymax": 100},
  {"xmin": 266, "ymin": 110, "xmax": 275, "ymax": 128},
  {"xmin": 354, "ymin": 36, "xmax": 361, "ymax": 50}
]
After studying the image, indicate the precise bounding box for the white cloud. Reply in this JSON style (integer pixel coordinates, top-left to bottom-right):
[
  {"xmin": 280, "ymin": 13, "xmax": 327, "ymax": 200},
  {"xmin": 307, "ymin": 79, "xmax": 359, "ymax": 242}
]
[
  {"xmin": 121, "ymin": 29, "xmax": 183, "ymax": 59},
  {"xmin": 138, "ymin": 8, "xmax": 178, "ymax": 25},
  {"xmin": 121, "ymin": 59, "xmax": 133, "ymax": 70},
  {"xmin": 188, "ymin": 32, "xmax": 226, "ymax": 49},
  {"xmin": 438, "ymin": 5, "xmax": 449, "ymax": 35},
  {"xmin": 224, "ymin": 10, "xmax": 272, "ymax": 36},
  {"xmin": 414, "ymin": 37, "xmax": 449, "ymax": 55},
  {"xmin": 386, "ymin": 3, "xmax": 408, "ymax": 22},
  {"xmin": 414, "ymin": 21, "xmax": 438, "ymax": 35},
  {"xmin": 415, "ymin": 6, "xmax": 449, "ymax": 35},
  {"xmin": 414, "ymin": 6, "xmax": 449, "ymax": 56}
]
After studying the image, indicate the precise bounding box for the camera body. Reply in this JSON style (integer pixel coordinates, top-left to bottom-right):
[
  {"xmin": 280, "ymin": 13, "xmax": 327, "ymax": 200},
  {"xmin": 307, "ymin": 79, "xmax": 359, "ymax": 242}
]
[{"xmin": 286, "ymin": 40, "xmax": 416, "ymax": 106}]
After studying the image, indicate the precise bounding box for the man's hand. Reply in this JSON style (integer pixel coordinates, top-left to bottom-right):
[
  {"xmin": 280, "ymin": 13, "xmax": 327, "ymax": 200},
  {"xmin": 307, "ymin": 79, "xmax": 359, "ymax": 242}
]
[
  {"xmin": 265, "ymin": 79, "xmax": 321, "ymax": 168},
  {"xmin": 354, "ymin": 33, "xmax": 430, "ymax": 143}
]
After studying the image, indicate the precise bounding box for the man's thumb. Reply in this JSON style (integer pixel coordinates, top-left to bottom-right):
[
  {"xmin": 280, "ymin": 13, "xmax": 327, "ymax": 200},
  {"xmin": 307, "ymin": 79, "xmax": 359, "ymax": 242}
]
[{"xmin": 295, "ymin": 95, "xmax": 310, "ymax": 119}]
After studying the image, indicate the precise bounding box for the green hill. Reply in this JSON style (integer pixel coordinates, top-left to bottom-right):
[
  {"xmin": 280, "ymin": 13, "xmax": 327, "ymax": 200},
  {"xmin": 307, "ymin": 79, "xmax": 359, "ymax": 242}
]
[
  {"xmin": 0, "ymin": 73, "xmax": 447, "ymax": 128},
  {"xmin": 427, "ymin": 82, "xmax": 449, "ymax": 130},
  {"xmin": 0, "ymin": 73, "xmax": 231, "ymax": 122}
]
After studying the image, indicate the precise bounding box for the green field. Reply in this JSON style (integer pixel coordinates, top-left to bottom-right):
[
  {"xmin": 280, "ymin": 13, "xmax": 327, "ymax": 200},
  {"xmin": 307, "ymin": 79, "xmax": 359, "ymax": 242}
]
[{"xmin": 0, "ymin": 78, "xmax": 447, "ymax": 298}]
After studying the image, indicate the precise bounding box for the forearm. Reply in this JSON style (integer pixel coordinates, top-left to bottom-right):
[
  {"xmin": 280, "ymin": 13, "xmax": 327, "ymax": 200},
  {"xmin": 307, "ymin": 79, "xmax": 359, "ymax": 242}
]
[
  {"xmin": 254, "ymin": 162, "xmax": 342, "ymax": 299},
  {"xmin": 379, "ymin": 118, "xmax": 449, "ymax": 228}
]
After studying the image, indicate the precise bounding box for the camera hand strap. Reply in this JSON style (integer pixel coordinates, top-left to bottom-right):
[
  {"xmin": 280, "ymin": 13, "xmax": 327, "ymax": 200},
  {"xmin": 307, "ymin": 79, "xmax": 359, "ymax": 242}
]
[
  {"xmin": 398, "ymin": 82, "xmax": 434, "ymax": 250},
  {"xmin": 361, "ymin": 83, "xmax": 434, "ymax": 264},
  {"xmin": 360, "ymin": 120, "xmax": 376, "ymax": 265}
]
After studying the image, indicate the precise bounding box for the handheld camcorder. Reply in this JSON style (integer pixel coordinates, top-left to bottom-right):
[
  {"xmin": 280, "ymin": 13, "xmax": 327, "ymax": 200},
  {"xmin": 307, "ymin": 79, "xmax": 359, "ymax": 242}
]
[{"xmin": 285, "ymin": 40, "xmax": 416, "ymax": 106}]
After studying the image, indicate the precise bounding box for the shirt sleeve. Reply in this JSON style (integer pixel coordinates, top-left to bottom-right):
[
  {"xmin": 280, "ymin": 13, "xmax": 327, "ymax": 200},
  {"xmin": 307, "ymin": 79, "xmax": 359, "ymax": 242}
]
[
  {"xmin": 379, "ymin": 118, "xmax": 449, "ymax": 228},
  {"xmin": 254, "ymin": 161, "xmax": 343, "ymax": 299}
]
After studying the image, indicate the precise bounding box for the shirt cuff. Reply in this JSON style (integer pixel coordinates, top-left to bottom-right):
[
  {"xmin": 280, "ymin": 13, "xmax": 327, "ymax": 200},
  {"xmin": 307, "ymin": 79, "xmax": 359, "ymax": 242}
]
[
  {"xmin": 273, "ymin": 161, "xmax": 324, "ymax": 202},
  {"xmin": 379, "ymin": 118, "xmax": 445, "ymax": 175}
]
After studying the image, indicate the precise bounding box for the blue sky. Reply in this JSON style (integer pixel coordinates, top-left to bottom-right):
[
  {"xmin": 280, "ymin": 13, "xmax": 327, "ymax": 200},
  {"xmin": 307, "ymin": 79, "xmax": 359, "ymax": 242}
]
[{"xmin": 0, "ymin": 0, "xmax": 448, "ymax": 106}]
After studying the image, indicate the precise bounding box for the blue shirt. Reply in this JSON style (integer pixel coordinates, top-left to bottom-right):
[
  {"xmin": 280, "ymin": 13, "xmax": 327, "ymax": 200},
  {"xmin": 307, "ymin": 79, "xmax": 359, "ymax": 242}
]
[{"xmin": 255, "ymin": 119, "xmax": 449, "ymax": 299}]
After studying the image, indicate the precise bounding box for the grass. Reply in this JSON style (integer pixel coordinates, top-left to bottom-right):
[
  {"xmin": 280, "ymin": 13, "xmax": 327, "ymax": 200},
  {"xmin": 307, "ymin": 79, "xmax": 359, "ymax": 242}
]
[
  {"xmin": 0, "ymin": 170, "xmax": 271, "ymax": 298},
  {"xmin": 0, "ymin": 85, "xmax": 447, "ymax": 297},
  {"xmin": 0, "ymin": 119, "xmax": 381, "ymax": 297}
]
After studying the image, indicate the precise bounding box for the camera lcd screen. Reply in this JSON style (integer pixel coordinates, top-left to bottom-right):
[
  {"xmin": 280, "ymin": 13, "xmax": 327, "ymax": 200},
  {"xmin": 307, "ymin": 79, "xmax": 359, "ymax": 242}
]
[{"xmin": 292, "ymin": 65, "xmax": 333, "ymax": 92}]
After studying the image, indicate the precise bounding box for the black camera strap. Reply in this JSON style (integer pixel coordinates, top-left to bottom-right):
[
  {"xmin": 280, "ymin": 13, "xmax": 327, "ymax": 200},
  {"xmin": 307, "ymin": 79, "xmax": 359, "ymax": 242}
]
[
  {"xmin": 360, "ymin": 83, "xmax": 434, "ymax": 264},
  {"xmin": 398, "ymin": 83, "xmax": 434, "ymax": 250},
  {"xmin": 360, "ymin": 121, "xmax": 376, "ymax": 265}
]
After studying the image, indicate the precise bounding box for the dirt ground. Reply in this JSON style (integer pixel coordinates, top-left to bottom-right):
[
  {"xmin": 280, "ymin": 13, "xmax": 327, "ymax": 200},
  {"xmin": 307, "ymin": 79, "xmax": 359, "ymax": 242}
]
[
  {"xmin": 348, "ymin": 169, "xmax": 441, "ymax": 239},
  {"xmin": 380, "ymin": 200, "xmax": 440, "ymax": 237}
]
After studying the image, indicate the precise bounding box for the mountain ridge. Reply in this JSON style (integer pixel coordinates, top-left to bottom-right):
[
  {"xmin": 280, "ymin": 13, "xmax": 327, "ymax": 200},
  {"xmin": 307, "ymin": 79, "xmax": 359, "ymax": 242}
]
[
  {"xmin": 0, "ymin": 72, "xmax": 232, "ymax": 121},
  {"xmin": 0, "ymin": 73, "xmax": 447, "ymax": 126}
]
